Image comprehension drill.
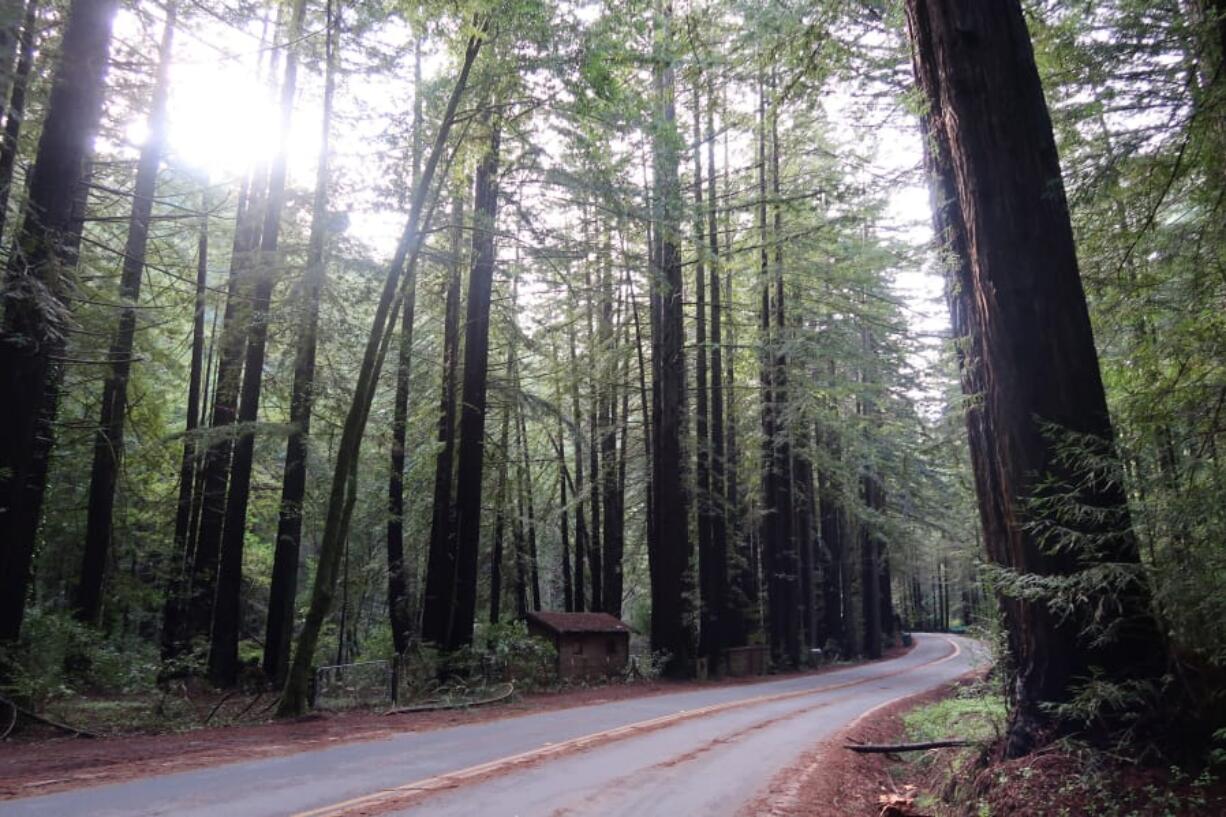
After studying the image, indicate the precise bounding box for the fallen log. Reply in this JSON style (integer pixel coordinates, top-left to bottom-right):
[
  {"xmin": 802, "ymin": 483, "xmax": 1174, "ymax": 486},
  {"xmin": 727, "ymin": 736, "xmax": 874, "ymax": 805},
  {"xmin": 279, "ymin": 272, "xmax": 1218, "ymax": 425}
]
[{"xmin": 845, "ymin": 739, "xmax": 975, "ymax": 753}]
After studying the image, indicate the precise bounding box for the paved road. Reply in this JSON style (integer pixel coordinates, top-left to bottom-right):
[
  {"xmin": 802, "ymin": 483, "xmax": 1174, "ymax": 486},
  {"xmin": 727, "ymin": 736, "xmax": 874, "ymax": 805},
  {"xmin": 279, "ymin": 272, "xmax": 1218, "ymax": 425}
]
[{"xmin": 0, "ymin": 634, "xmax": 984, "ymax": 817}]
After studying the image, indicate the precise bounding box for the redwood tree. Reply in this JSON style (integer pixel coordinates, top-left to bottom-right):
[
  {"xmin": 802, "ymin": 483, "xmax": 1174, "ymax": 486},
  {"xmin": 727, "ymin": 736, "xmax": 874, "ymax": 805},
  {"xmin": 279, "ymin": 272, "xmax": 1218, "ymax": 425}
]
[
  {"xmin": 905, "ymin": 0, "xmax": 1164, "ymax": 753},
  {"xmin": 446, "ymin": 112, "xmax": 502, "ymax": 650},
  {"xmin": 0, "ymin": 0, "xmax": 118, "ymax": 642},
  {"xmin": 264, "ymin": 0, "xmax": 337, "ymax": 683},
  {"xmin": 76, "ymin": 7, "xmax": 176, "ymax": 624}
]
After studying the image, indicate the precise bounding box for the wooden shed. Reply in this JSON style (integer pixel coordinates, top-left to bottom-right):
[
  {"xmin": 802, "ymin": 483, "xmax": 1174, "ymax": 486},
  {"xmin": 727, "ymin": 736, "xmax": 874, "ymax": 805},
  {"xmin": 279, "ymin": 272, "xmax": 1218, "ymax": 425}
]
[{"xmin": 526, "ymin": 611, "xmax": 631, "ymax": 680}]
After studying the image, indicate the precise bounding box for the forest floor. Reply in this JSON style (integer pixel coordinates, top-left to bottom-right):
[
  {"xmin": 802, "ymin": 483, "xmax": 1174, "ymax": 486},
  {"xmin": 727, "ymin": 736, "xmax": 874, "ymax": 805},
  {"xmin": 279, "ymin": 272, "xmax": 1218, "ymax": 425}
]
[
  {"xmin": 0, "ymin": 645, "xmax": 911, "ymax": 801},
  {"xmin": 755, "ymin": 668, "xmax": 1226, "ymax": 817}
]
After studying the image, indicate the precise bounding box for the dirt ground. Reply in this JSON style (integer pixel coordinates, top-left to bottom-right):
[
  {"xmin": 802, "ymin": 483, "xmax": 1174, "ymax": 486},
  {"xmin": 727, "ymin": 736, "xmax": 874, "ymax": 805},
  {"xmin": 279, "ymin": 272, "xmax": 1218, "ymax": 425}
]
[
  {"xmin": 751, "ymin": 669, "xmax": 1226, "ymax": 817},
  {"xmin": 745, "ymin": 673, "xmax": 982, "ymax": 817},
  {"xmin": 0, "ymin": 647, "xmax": 911, "ymax": 801}
]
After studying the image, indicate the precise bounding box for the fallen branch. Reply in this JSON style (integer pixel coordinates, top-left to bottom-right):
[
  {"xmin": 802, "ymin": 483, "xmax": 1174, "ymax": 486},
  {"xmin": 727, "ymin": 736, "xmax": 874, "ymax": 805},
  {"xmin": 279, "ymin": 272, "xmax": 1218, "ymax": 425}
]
[
  {"xmin": 0, "ymin": 695, "xmax": 99, "ymax": 739},
  {"xmin": 203, "ymin": 690, "xmax": 238, "ymax": 726},
  {"xmin": 845, "ymin": 738, "xmax": 975, "ymax": 753},
  {"xmin": 385, "ymin": 682, "xmax": 514, "ymax": 715}
]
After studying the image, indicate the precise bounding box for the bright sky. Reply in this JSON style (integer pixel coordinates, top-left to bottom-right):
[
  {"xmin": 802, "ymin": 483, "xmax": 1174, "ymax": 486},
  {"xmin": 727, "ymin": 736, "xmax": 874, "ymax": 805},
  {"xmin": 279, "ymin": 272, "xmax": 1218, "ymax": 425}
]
[{"xmin": 112, "ymin": 2, "xmax": 948, "ymax": 365}]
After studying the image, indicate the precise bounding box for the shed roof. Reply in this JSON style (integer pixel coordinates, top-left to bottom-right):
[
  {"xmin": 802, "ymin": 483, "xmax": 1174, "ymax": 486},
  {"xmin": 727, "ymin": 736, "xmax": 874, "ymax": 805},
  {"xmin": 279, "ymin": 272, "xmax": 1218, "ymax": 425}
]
[{"xmin": 526, "ymin": 611, "xmax": 631, "ymax": 635}]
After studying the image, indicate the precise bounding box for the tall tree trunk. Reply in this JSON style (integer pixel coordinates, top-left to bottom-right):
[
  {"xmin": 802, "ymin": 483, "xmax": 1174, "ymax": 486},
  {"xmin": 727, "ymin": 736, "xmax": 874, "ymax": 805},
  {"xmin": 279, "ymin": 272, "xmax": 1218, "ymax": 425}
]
[
  {"xmin": 704, "ymin": 77, "xmax": 729, "ymax": 667},
  {"xmin": 0, "ymin": 0, "xmax": 117, "ymax": 643},
  {"xmin": 422, "ymin": 190, "xmax": 466, "ymax": 646},
  {"xmin": 768, "ymin": 68, "xmax": 799, "ymax": 669},
  {"xmin": 598, "ymin": 229, "xmax": 622, "ymax": 616},
  {"xmin": 859, "ymin": 473, "xmax": 883, "ymax": 660},
  {"xmin": 387, "ymin": 31, "xmax": 425, "ymax": 655},
  {"xmin": 0, "ymin": 0, "xmax": 37, "ymax": 245},
  {"xmin": 488, "ymin": 400, "xmax": 510, "ymax": 625},
  {"xmin": 164, "ymin": 188, "xmax": 210, "ymax": 657},
  {"xmin": 584, "ymin": 245, "xmax": 603, "ymax": 614},
  {"xmin": 905, "ymin": 0, "xmax": 1164, "ymax": 753},
  {"xmin": 512, "ymin": 386, "xmax": 529, "ymax": 621},
  {"xmin": 568, "ymin": 321, "xmax": 588, "ymax": 612},
  {"xmin": 692, "ymin": 80, "xmax": 716, "ymax": 665},
  {"xmin": 722, "ymin": 116, "xmax": 751, "ymax": 647},
  {"xmin": 447, "ymin": 113, "xmax": 502, "ymax": 651},
  {"xmin": 211, "ymin": 0, "xmax": 308, "ymax": 686},
  {"xmin": 263, "ymin": 0, "xmax": 337, "ymax": 684},
  {"xmin": 76, "ymin": 6, "xmax": 176, "ymax": 624},
  {"xmin": 517, "ymin": 377, "xmax": 542, "ymax": 613},
  {"xmin": 649, "ymin": 0, "xmax": 692, "ymax": 675},
  {"xmin": 189, "ymin": 167, "xmax": 266, "ymax": 644},
  {"xmin": 817, "ymin": 418, "xmax": 846, "ymax": 653},
  {"xmin": 755, "ymin": 70, "xmax": 782, "ymax": 665},
  {"xmin": 555, "ymin": 402, "xmax": 574, "ymax": 612},
  {"xmin": 278, "ymin": 22, "xmax": 485, "ymax": 716}
]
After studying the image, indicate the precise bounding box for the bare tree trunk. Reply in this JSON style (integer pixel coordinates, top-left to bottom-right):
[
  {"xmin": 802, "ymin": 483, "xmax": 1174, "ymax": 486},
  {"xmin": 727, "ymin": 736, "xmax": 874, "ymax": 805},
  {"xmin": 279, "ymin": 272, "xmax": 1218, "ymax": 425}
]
[
  {"xmin": 422, "ymin": 189, "xmax": 465, "ymax": 646},
  {"xmin": 0, "ymin": 0, "xmax": 37, "ymax": 245},
  {"xmin": 488, "ymin": 401, "xmax": 510, "ymax": 625},
  {"xmin": 648, "ymin": 0, "xmax": 693, "ymax": 675},
  {"xmin": 164, "ymin": 189, "xmax": 210, "ymax": 657},
  {"xmin": 692, "ymin": 80, "xmax": 716, "ymax": 665},
  {"xmin": 387, "ymin": 31, "xmax": 426, "ymax": 655},
  {"xmin": 263, "ymin": 0, "xmax": 337, "ymax": 684},
  {"xmin": 598, "ymin": 228, "xmax": 622, "ymax": 616},
  {"xmin": 584, "ymin": 242, "xmax": 603, "ymax": 614},
  {"xmin": 447, "ymin": 113, "xmax": 502, "ymax": 651},
  {"xmin": 568, "ymin": 321, "xmax": 588, "ymax": 611},
  {"xmin": 0, "ymin": 0, "xmax": 116, "ymax": 642},
  {"xmin": 210, "ymin": 0, "xmax": 308, "ymax": 686},
  {"xmin": 704, "ymin": 76, "xmax": 729, "ymax": 666},
  {"xmin": 76, "ymin": 8, "xmax": 175, "ymax": 623}
]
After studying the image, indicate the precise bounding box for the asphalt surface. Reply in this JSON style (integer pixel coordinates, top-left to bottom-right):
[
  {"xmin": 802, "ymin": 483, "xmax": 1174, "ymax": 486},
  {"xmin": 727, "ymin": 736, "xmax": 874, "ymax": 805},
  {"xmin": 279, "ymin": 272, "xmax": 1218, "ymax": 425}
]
[{"xmin": 0, "ymin": 633, "xmax": 984, "ymax": 817}]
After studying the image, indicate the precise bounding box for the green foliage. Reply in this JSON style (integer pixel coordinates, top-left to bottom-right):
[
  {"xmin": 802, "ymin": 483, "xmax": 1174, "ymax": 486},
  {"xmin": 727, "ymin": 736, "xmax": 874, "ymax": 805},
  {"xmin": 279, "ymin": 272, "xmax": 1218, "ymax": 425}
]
[
  {"xmin": 904, "ymin": 685, "xmax": 1006, "ymax": 752},
  {"xmin": 0, "ymin": 609, "xmax": 159, "ymax": 709}
]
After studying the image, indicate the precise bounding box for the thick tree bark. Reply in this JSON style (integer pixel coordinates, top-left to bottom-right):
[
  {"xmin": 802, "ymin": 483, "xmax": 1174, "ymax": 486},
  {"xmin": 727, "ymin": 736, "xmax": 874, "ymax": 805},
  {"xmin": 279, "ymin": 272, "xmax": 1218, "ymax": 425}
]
[
  {"xmin": 0, "ymin": 0, "xmax": 37, "ymax": 244},
  {"xmin": 278, "ymin": 23, "xmax": 484, "ymax": 716},
  {"xmin": 0, "ymin": 0, "xmax": 117, "ymax": 642},
  {"xmin": 447, "ymin": 114, "xmax": 502, "ymax": 650},
  {"xmin": 387, "ymin": 32, "xmax": 426, "ymax": 655},
  {"xmin": 76, "ymin": 7, "xmax": 176, "ymax": 624},
  {"xmin": 905, "ymin": 0, "xmax": 1164, "ymax": 753},
  {"xmin": 421, "ymin": 190, "xmax": 465, "ymax": 646},
  {"xmin": 648, "ymin": 0, "xmax": 693, "ymax": 675},
  {"xmin": 263, "ymin": 0, "xmax": 336, "ymax": 684}
]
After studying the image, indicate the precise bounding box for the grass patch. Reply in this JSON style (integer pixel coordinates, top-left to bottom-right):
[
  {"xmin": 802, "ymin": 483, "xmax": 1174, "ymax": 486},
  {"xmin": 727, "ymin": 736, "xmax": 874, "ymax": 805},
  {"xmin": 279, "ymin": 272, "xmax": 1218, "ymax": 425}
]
[{"xmin": 904, "ymin": 686, "xmax": 1007, "ymax": 746}]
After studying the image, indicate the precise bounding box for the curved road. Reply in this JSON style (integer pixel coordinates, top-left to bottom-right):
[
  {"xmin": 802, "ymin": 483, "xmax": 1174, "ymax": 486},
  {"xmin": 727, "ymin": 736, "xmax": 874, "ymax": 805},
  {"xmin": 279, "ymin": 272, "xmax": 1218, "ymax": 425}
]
[{"xmin": 0, "ymin": 634, "xmax": 984, "ymax": 817}]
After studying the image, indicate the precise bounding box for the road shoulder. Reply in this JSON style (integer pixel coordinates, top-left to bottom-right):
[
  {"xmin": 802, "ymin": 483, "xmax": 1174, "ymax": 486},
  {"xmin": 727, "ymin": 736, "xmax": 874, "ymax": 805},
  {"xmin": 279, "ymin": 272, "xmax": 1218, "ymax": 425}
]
[{"xmin": 745, "ymin": 670, "xmax": 984, "ymax": 817}]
